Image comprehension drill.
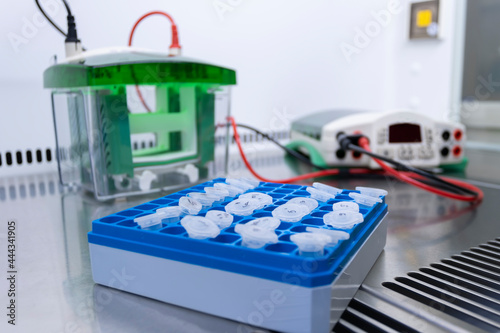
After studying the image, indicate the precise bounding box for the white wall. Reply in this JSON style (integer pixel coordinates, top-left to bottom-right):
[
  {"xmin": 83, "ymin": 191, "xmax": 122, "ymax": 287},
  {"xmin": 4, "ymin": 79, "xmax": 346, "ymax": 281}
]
[
  {"xmin": 0, "ymin": 0, "xmax": 464, "ymax": 175},
  {"xmin": 386, "ymin": 0, "xmax": 466, "ymax": 121}
]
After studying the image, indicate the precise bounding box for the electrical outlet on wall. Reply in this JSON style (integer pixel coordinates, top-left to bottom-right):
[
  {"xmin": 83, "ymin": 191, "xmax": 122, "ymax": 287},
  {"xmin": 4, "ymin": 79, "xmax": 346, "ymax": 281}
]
[{"xmin": 409, "ymin": 0, "xmax": 440, "ymax": 39}]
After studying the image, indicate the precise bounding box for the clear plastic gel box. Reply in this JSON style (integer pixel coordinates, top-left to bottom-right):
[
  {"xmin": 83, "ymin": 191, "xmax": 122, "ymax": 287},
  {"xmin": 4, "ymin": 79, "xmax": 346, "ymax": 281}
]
[
  {"xmin": 45, "ymin": 51, "xmax": 236, "ymax": 201},
  {"xmin": 88, "ymin": 178, "xmax": 388, "ymax": 333}
]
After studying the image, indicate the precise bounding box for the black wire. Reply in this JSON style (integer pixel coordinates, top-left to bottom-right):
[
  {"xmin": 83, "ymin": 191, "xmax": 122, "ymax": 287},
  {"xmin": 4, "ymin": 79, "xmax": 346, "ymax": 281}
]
[
  {"xmin": 35, "ymin": 0, "xmax": 87, "ymax": 51},
  {"xmin": 346, "ymin": 142, "xmax": 478, "ymax": 197},
  {"xmin": 346, "ymin": 144, "xmax": 436, "ymax": 179},
  {"xmin": 406, "ymin": 173, "xmax": 473, "ymax": 195},
  {"xmin": 61, "ymin": 0, "xmax": 72, "ymax": 16},
  {"xmin": 234, "ymin": 123, "xmax": 327, "ymax": 170},
  {"xmin": 35, "ymin": 0, "xmax": 68, "ymax": 37},
  {"xmin": 229, "ymin": 124, "xmax": 478, "ymax": 197}
]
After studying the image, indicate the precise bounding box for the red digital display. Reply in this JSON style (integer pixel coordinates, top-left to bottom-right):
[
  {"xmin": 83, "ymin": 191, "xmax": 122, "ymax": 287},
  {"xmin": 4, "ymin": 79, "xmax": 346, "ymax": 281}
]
[{"xmin": 389, "ymin": 123, "xmax": 422, "ymax": 143}]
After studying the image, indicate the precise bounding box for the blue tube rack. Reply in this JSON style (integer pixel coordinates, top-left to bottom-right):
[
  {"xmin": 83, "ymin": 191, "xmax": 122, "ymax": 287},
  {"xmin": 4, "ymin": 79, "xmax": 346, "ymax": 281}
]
[{"xmin": 88, "ymin": 178, "xmax": 388, "ymax": 333}]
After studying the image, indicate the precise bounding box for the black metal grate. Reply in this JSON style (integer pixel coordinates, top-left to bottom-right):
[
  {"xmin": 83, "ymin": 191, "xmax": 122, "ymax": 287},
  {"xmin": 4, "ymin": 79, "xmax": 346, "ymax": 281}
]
[
  {"xmin": 382, "ymin": 238, "xmax": 500, "ymax": 332},
  {"xmin": 333, "ymin": 298, "xmax": 418, "ymax": 333}
]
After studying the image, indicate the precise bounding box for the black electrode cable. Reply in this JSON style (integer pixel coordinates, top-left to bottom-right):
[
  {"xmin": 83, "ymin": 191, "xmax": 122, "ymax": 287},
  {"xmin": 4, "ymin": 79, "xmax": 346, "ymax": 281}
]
[
  {"xmin": 347, "ymin": 144, "xmax": 470, "ymax": 193},
  {"xmin": 230, "ymin": 124, "xmax": 469, "ymax": 194},
  {"xmin": 35, "ymin": 0, "xmax": 67, "ymax": 37},
  {"xmin": 35, "ymin": 0, "xmax": 84, "ymax": 50},
  {"xmin": 338, "ymin": 133, "xmax": 478, "ymax": 196},
  {"xmin": 61, "ymin": 0, "xmax": 72, "ymax": 15},
  {"xmin": 233, "ymin": 123, "xmax": 328, "ymax": 170},
  {"xmin": 228, "ymin": 117, "xmax": 483, "ymax": 202},
  {"xmin": 229, "ymin": 125, "xmax": 477, "ymax": 197},
  {"xmin": 232, "ymin": 125, "xmax": 470, "ymax": 194}
]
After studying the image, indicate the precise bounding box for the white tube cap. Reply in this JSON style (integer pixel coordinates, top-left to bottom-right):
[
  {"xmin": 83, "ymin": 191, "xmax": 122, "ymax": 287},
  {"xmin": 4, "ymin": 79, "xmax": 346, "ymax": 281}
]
[
  {"xmin": 288, "ymin": 197, "xmax": 319, "ymax": 212},
  {"xmin": 156, "ymin": 206, "xmax": 182, "ymax": 223},
  {"xmin": 180, "ymin": 216, "xmax": 220, "ymax": 239},
  {"xmin": 290, "ymin": 233, "xmax": 331, "ymax": 256},
  {"xmin": 205, "ymin": 210, "xmax": 234, "ymax": 229},
  {"xmin": 245, "ymin": 217, "xmax": 281, "ymax": 231},
  {"xmin": 305, "ymin": 227, "xmax": 350, "ymax": 245},
  {"xmin": 226, "ymin": 178, "xmax": 255, "ymax": 191},
  {"xmin": 348, "ymin": 192, "xmax": 382, "ymax": 207},
  {"xmin": 239, "ymin": 192, "xmax": 273, "ymax": 209},
  {"xmin": 134, "ymin": 213, "xmax": 163, "ymax": 230},
  {"xmin": 272, "ymin": 203, "xmax": 309, "ymax": 222},
  {"xmin": 332, "ymin": 201, "xmax": 359, "ymax": 212},
  {"xmin": 225, "ymin": 198, "xmax": 259, "ymax": 216},
  {"xmin": 312, "ymin": 182, "xmax": 342, "ymax": 195},
  {"xmin": 323, "ymin": 210, "xmax": 364, "ymax": 229},
  {"xmin": 239, "ymin": 177, "xmax": 261, "ymax": 188},
  {"xmin": 306, "ymin": 187, "xmax": 335, "ymax": 202},
  {"xmin": 179, "ymin": 196, "xmax": 202, "ymax": 215},
  {"xmin": 356, "ymin": 186, "xmax": 388, "ymax": 198},
  {"xmin": 204, "ymin": 187, "xmax": 230, "ymax": 200},
  {"xmin": 235, "ymin": 224, "xmax": 278, "ymax": 248},
  {"xmin": 214, "ymin": 183, "xmax": 244, "ymax": 196},
  {"xmin": 187, "ymin": 192, "xmax": 219, "ymax": 208}
]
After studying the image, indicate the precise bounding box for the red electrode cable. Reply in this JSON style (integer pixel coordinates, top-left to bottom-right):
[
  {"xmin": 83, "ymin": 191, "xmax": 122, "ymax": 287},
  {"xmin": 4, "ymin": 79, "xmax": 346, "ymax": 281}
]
[
  {"xmin": 128, "ymin": 11, "xmax": 181, "ymax": 53},
  {"xmin": 358, "ymin": 137, "xmax": 483, "ymax": 203},
  {"xmin": 228, "ymin": 117, "xmax": 373, "ymax": 183},
  {"xmin": 128, "ymin": 11, "xmax": 181, "ymax": 112},
  {"xmin": 228, "ymin": 116, "xmax": 483, "ymax": 203}
]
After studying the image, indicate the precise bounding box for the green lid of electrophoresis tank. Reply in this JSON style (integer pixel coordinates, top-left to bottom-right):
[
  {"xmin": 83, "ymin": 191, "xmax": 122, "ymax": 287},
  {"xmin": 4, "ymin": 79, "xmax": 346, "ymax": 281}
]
[{"xmin": 43, "ymin": 47, "xmax": 237, "ymax": 88}]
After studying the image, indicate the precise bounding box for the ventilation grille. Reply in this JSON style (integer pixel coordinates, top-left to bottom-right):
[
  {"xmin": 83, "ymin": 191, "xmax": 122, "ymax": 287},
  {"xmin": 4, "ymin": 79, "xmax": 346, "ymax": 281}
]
[
  {"xmin": 383, "ymin": 238, "xmax": 500, "ymax": 332},
  {"xmin": 0, "ymin": 148, "xmax": 54, "ymax": 168},
  {"xmin": 333, "ymin": 298, "xmax": 418, "ymax": 333},
  {"xmin": 0, "ymin": 130, "xmax": 290, "ymax": 171}
]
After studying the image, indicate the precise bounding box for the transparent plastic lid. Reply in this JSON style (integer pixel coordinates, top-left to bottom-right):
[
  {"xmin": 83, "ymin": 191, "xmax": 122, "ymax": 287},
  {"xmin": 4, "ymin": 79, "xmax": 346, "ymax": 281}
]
[
  {"xmin": 306, "ymin": 187, "xmax": 336, "ymax": 202},
  {"xmin": 287, "ymin": 197, "xmax": 318, "ymax": 212},
  {"xmin": 235, "ymin": 224, "xmax": 278, "ymax": 249},
  {"xmin": 156, "ymin": 206, "xmax": 182, "ymax": 217},
  {"xmin": 348, "ymin": 192, "xmax": 382, "ymax": 207},
  {"xmin": 312, "ymin": 182, "xmax": 342, "ymax": 195},
  {"xmin": 226, "ymin": 178, "xmax": 255, "ymax": 191},
  {"xmin": 305, "ymin": 227, "xmax": 350, "ymax": 245},
  {"xmin": 239, "ymin": 192, "xmax": 273, "ymax": 209},
  {"xmin": 290, "ymin": 232, "xmax": 332, "ymax": 255},
  {"xmin": 332, "ymin": 201, "xmax": 359, "ymax": 212},
  {"xmin": 323, "ymin": 210, "xmax": 364, "ymax": 229},
  {"xmin": 179, "ymin": 196, "xmax": 203, "ymax": 215},
  {"xmin": 205, "ymin": 210, "xmax": 234, "ymax": 229},
  {"xmin": 224, "ymin": 198, "xmax": 259, "ymax": 216},
  {"xmin": 187, "ymin": 192, "xmax": 219, "ymax": 206},
  {"xmin": 155, "ymin": 206, "xmax": 182, "ymax": 223},
  {"xmin": 134, "ymin": 213, "xmax": 163, "ymax": 229},
  {"xmin": 245, "ymin": 217, "xmax": 281, "ymax": 230},
  {"xmin": 272, "ymin": 203, "xmax": 309, "ymax": 222},
  {"xmin": 180, "ymin": 216, "xmax": 221, "ymax": 239},
  {"xmin": 356, "ymin": 186, "xmax": 388, "ymax": 198},
  {"xmin": 239, "ymin": 177, "xmax": 261, "ymax": 188},
  {"xmin": 204, "ymin": 187, "xmax": 230, "ymax": 200},
  {"xmin": 214, "ymin": 183, "xmax": 244, "ymax": 196}
]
